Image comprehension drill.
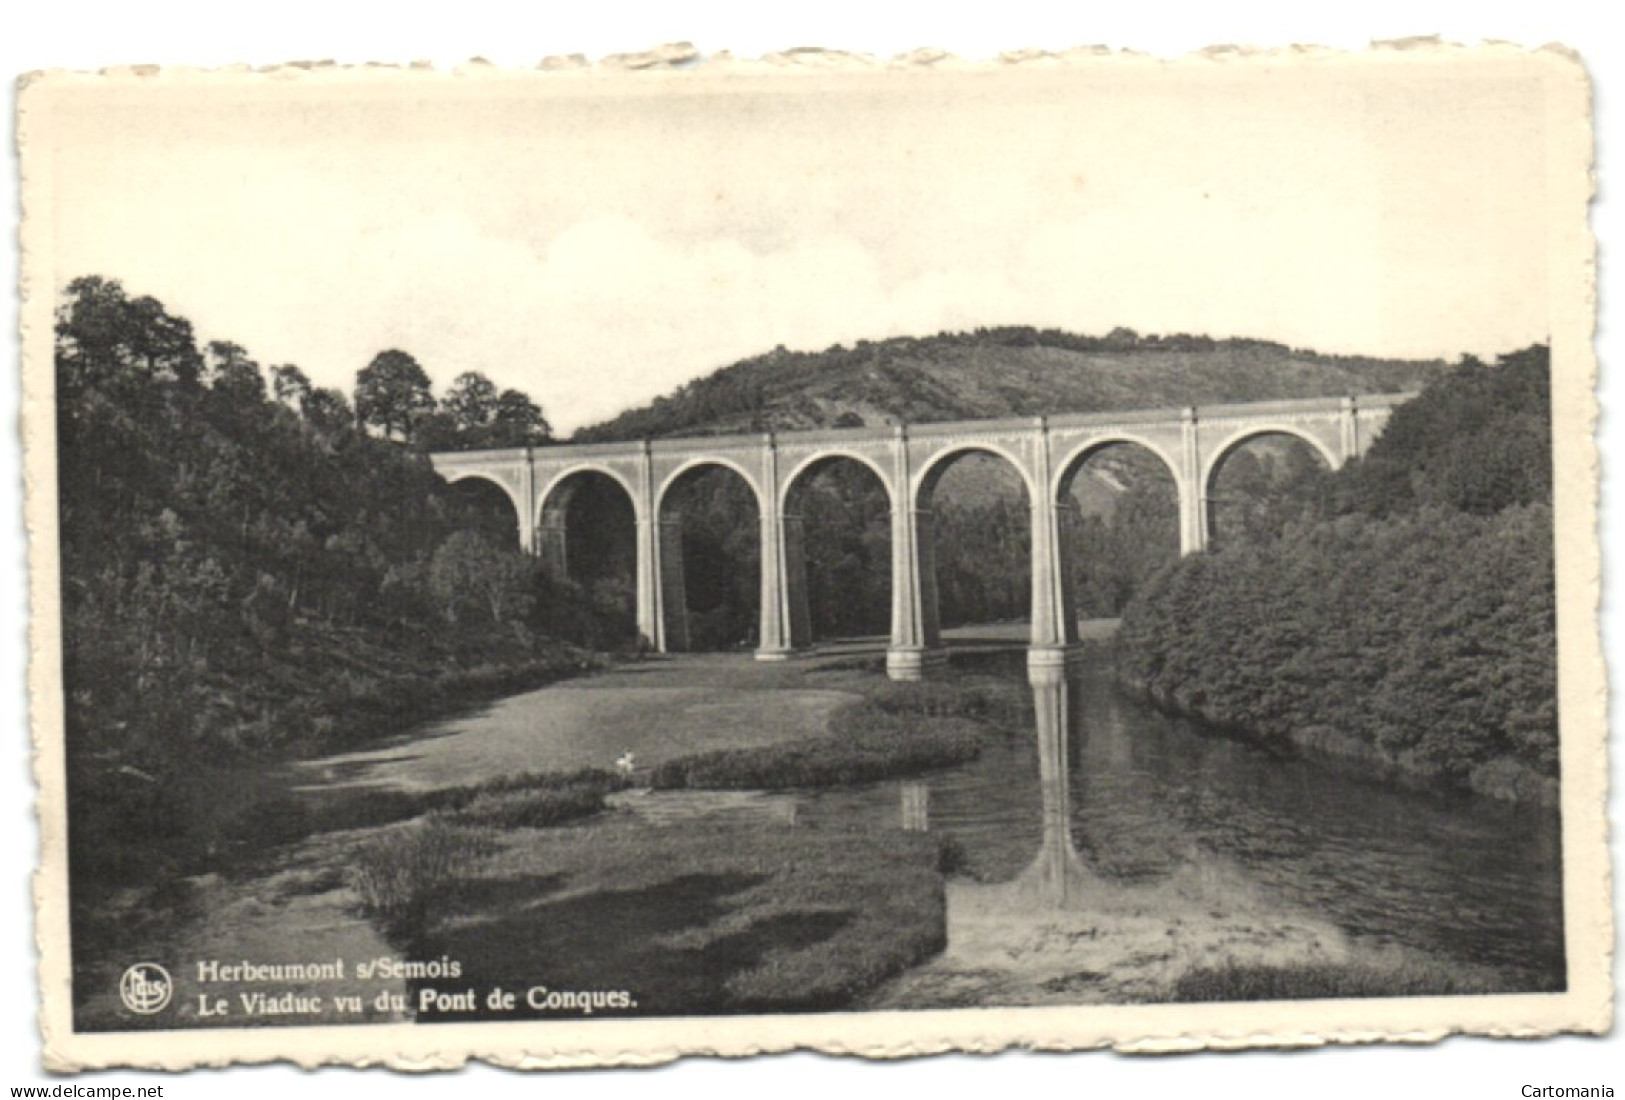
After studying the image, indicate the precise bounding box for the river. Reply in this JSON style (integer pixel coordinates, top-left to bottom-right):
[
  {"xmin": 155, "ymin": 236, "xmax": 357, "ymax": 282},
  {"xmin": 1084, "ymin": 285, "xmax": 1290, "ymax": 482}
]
[
  {"xmin": 800, "ymin": 648, "xmax": 1565, "ymax": 992},
  {"xmin": 73, "ymin": 629, "xmax": 1564, "ymax": 1030},
  {"xmin": 302, "ymin": 633, "xmax": 1565, "ymax": 993}
]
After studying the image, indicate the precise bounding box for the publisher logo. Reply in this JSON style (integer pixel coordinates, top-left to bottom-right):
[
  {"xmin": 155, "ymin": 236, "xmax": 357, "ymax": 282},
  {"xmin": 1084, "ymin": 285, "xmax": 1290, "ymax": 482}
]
[{"xmin": 119, "ymin": 963, "xmax": 172, "ymax": 1014}]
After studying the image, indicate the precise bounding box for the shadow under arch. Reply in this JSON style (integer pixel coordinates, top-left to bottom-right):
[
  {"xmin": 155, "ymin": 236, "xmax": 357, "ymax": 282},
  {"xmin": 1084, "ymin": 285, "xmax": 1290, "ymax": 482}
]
[
  {"xmin": 657, "ymin": 462, "xmax": 762, "ymax": 652},
  {"xmin": 536, "ymin": 469, "xmax": 639, "ymax": 638},
  {"xmin": 440, "ymin": 472, "xmax": 523, "ymax": 550},
  {"xmin": 781, "ymin": 453, "xmax": 893, "ymax": 645},
  {"xmin": 1053, "ymin": 439, "xmax": 1182, "ymax": 630},
  {"xmin": 912, "ymin": 445, "xmax": 1033, "ymax": 646},
  {"xmin": 1203, "ymin": 428, "xmax": 1334, "ymax": 549}
]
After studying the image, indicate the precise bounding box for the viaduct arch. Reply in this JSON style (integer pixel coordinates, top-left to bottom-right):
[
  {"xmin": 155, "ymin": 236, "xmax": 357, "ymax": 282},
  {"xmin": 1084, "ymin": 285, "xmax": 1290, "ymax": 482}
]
[
  {"xmin": 535, "ymin": 466, "xmax": 638, "ymax": 582},
  {"xmin": 1201, "ymin": 425, "xmax": 1339, "ymax": 547},
  {"xmin": 654, "ymin": 460, "xmax": 763, "ymax": 653},
  {"xmin": 780, "ymin": 453, "xmax": 893, "ymax": 648},
  {"xmin": 908, "ymin": 445, "xmax": 1034, "ymax": 670},
  {"xmin": 431, "ymin": 392, "xmax": 1410, "ymax": 680},
  {"xmin": 1051, "ymin": 435, "xmax": 1183, "ymax": 637}
]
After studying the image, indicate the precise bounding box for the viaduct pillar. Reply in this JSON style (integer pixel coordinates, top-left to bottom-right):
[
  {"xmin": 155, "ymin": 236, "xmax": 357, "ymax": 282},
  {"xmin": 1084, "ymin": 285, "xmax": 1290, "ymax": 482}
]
[
  {"xmin": 1340, "ymin": 395, "xmax": 1361, "ymax": 461},
  {"xmin": 887, "ymin": 425, "xmax": 945, "ymax": 680},
  {"xmin": 1178, "ymin": 406, "xmax": 1208, "ymax": 555},
  {"xmin": 634, "ymin": 441, "xmax": 663, "ymax": 651},
  {"xmin": 516, "ymin": 449, "xmax": 538, "ymax": 556},
  {"xmin": 757, "ymin": 433, "xmax": 800, "ymax": 661},
  {"xmin": 1028, "ymin": 416, "xmax": 1080, "ymax": 659}
]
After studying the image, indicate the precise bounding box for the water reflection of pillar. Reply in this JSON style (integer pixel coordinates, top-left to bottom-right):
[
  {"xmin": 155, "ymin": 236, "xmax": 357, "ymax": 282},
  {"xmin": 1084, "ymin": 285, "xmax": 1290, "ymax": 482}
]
[
  {"xmin": 657, "ymin": 515, "xmax": 689, "ymax": 653},
  {"xmin": 1023, "ymin": 648, "xmax": 1091, "ymax": 906}
]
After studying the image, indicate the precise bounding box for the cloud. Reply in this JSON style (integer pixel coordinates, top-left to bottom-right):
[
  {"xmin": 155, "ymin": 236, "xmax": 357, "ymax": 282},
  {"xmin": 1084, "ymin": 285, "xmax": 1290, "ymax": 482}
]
[
  {"xmin": 48, "ymin": 68, "xmax": 1552, "ymax": 440},
  {"xmin": 103, "ymin": 197, "xmax": 1029, "ymax": 432},
  {"xmin": 58, "ymin": 163, "xmax": 1544, "ymax": 436}
]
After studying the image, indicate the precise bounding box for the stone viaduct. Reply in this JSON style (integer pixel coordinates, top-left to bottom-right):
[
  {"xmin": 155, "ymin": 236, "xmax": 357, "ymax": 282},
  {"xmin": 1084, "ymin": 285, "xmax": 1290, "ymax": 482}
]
[{"xmin": 430, "ymin": 393, "xmax": 1410, "ymax": 680}]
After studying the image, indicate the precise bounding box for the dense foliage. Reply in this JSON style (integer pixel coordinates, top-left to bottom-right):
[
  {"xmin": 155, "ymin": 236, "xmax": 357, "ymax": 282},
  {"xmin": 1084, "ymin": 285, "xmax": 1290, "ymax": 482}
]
[
  {"xmin": 54, "ymin": 277, "xmax": 622, "ymax": 867},
  {"xmin": 1324, "ymin": 346, "xmax": 1553, "ymax": 518},
  {"xmin": 413, "ymin": 366, "xmax": 554, "ymax": 451},
  {"xmin": 660, "ymin": 469, "xmax": 764, "ymax": 649},
  {"xmin": 794, "ymin": 462, "xmax": 893, "ymax": 638},
  {"xmin": 1117, "ymin": 347, "xmax": 1557, "ymax": 801}
]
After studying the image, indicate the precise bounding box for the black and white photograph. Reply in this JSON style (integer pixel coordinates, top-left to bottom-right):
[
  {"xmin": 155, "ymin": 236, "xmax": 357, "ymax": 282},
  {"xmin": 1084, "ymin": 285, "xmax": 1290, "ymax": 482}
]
[{"xmin": 10, "ymin": 20, "xmax": 1614, "ymax": 1083}]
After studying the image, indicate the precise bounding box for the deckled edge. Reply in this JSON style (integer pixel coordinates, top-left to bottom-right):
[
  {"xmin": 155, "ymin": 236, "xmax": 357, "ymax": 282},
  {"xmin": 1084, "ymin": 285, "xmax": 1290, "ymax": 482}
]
[
  {"xmin": 9, "ymin": 34, "xmax": 1599, "ymax": 83},
  {"xmin": 16, "ymin": 40, "xmax": 1611, "ymax": 1074}
]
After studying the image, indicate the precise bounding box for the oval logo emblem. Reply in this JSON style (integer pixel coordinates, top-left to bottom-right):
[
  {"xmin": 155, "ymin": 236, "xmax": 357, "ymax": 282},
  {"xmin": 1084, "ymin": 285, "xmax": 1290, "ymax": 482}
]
[{"xmin": 119, "ymin": 963, "xmax": 173, "ymax": 1015}]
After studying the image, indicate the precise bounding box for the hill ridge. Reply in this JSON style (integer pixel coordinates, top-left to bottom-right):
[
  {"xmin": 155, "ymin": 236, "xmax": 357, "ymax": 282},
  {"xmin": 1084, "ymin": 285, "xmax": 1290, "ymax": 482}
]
[{"xmin": 571, "ymin": 326, "xmax": 1448, "ymax": 443}]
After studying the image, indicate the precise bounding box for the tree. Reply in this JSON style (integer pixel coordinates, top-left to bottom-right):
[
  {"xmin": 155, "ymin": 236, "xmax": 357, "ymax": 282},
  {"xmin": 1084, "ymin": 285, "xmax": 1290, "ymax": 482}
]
[
  {"xmin": 301, "ymin": 387, "xmax": 354, "ymax": 434},
  {"xmin": 205, "ymin": 341, "xmax": 266, "ymax": 403},
  {"xmin": 271, "ymin": 364, "xmax": 313, "ymax": 409},
  {"xmin": 443, "ymin": 372, "xmax": 501, "ymax": 433},
  {"xmin": 55, "ymin": 276, "xmax": 204, "ymax": 392},
  {"xmin": 428, "ymin": 530, "xmax": 536, "ymax": 625},
  {"xmin": 355, "ymin": 349, "xmax": 435, "ymax": 442},
  {"xmin": 409, "ymin": 409, "xmax": 464, "ymax": 452},
  {"xmin": 1117, "ymin": 349, "xmax": 1557, "ymax": 797},
  {"xmin": 1330, "ymin": 346, "xmax": 1551, "ymax": 519},
  {"xmin": 489, "ymin": 388, "xmax": 553, "ymax": 446},
  {"xmin": 53, "ymin": 278, "xmax": 653, "ymax": 887}
]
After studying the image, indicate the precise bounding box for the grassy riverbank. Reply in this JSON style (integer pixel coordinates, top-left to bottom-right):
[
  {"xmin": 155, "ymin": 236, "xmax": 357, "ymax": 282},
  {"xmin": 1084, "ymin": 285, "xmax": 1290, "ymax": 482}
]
[
  {"xmin": 69, "ymin": 639, "xmax": 613, "ymax": 894},
  {"xmin": 324, "ymin": 661, "xmax": 973, "ymax": 1013},
  {"xmin": 72, "ymin": 654, "xmax": 967, "ymax": 1025},
  {"xmin": 372, "ymin": 815, "xmax": 952, "ymax": 1017},
  {"xmin": 1165, "ymin": 955, "xmax": 1516, "ymax": 1001},
  {"xmin": 228, "ymin": 766, "xmax": 629, "ymax": 860},
  {"xmin": 342, "ymin": 769, "xmax": 635, "ymax": 936},
  {"xmin": 649, "ymin": 673, "xmax": 1030, "ymax": 790},
  {"xmin": 75, "ymin": 766, "xmax": 959, "ymax": 1025}
]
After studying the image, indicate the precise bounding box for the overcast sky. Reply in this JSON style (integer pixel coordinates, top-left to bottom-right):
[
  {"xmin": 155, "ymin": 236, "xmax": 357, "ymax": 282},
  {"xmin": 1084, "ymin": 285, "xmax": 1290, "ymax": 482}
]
[{"xmin": 39, "ymin": 57, "xmax": 1551, "ymax": 434}]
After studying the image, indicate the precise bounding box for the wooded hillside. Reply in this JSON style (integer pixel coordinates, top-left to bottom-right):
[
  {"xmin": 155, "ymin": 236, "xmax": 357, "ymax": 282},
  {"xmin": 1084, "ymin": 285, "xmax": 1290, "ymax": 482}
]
[
  {"xmin": 1116, "ymin": 346, "xmax": 1557, "ymax": 802},
  {"xmin": 574, "ymin": 328, "xmax": 1445, "ymax": 442},
  {"xmin": 54, "ymin": 278, "xmax": 619, "ymax": 866}
]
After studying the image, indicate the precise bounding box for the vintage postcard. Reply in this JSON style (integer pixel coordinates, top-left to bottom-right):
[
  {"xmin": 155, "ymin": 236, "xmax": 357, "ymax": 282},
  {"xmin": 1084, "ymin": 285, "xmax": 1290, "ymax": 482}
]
[{"xmin": 17, "ymin": 43, "xmax": 1609, "ymax": 1071}]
